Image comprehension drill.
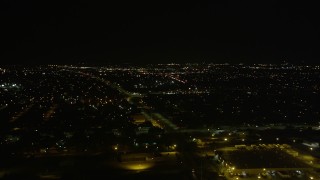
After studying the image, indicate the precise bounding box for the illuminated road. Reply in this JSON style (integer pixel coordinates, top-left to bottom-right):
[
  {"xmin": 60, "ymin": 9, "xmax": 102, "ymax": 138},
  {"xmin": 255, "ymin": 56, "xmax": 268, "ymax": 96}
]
[
  {"xmin": 43, "ymin": 104, "xmax": 58, "ymax": 121},
  {"xmin": 140, "ymin": 111, "xmax": 163, "ymax": 128},
  {"xmin": 151, "ymin": 113, "xmax": 178, "ymax": 131}
]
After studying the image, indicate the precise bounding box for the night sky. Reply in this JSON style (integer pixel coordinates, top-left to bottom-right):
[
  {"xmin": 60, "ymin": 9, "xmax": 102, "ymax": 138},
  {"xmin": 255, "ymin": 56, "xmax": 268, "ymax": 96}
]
[{"xmin": 1, "ymin": 1, "xmax": 319, "ymax": 65}]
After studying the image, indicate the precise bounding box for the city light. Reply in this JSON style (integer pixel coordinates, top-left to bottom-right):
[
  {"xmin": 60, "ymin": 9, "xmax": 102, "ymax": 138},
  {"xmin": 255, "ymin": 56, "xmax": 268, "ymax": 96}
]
[{"xmin": 1, "ymin": 64, "xmax": 320, "ymax": 179}]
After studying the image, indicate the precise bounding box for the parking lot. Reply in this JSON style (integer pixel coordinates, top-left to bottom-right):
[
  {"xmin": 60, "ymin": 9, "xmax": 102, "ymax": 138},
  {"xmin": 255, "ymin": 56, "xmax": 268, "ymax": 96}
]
[{"xmin": 216, "ymin": 144, "xmax": 315, "ymax": 179}]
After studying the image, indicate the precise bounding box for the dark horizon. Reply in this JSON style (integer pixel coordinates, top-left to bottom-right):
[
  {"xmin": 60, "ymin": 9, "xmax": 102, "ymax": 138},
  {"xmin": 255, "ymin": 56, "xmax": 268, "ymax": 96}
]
[{"xmin": 1, "ymin": 1, "xmax": 320, "ymax": 65}]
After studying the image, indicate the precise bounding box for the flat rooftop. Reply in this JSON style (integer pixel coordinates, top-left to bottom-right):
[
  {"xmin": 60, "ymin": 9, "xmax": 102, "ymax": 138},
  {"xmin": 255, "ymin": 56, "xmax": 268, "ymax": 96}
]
[{"xmin": 218, "ymin": 147, "xmax": 310, "ymax": 169}]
